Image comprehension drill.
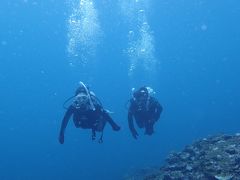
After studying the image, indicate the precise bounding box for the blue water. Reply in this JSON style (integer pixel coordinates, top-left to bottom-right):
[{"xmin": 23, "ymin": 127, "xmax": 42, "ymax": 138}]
[{"xmin": 1, "ymin": 0, "xmax": 240, "ymax": 179}]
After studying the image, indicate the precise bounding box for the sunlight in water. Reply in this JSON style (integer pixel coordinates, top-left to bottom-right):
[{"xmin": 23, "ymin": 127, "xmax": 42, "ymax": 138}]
[
  {"xmin": 67, "ymin": 0, "xmax": 102, "ymax": 65},
  {"xmin": 119, "ymin": 0, "xmax": 156, "ymax": 76}
]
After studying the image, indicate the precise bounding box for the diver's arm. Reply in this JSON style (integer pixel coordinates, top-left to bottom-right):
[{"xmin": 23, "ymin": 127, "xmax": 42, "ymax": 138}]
[
  {"xmin": 99, "ymin": 105, "xmax": 120, "ymax": 131},
  {"xmin": 154, "ymin": 101, "xmax": 163, "ymax": 121},
  {"xmin": 59, "ymin": 106, "xmax": 74, "ymax": 144},
  {"xmin": 128, "ymin": 111, "xmax": 138, "ymax": 139}
]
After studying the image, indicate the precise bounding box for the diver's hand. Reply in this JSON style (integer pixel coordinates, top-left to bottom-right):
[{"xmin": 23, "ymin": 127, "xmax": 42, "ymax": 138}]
[
  {"xmin": 131, "ymin": 130, "xmax": 139, "ymax": 140},
  {"xmin": 59, "ymin": 133, "xmax": 64, "ymax": 144},
  {"xmin": 112, "ymin": 124, "xmax": 121, "ymax": 131}
]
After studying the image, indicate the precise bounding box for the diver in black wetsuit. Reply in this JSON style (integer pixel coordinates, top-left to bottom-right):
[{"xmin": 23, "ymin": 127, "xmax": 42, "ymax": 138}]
[
  {"xmin": 128, "ymin": 86, "xmax": 163, "ymax": 139},
  {"xmin": 59, "ymin": 82, "xmax": 120, "ymax": 144}
]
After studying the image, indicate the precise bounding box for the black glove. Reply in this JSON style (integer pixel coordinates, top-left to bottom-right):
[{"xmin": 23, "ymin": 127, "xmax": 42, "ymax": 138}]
[
  {"xmin": 59, "ymin": 133, "xmax": 64, "ymax": 144},
  {"xmin": 112, "ymin": 124, "xmax": 121, "ymax": 131},
  {"xmin": 131, "ymin": 130, "xmax": 139, "ymax": 140}
]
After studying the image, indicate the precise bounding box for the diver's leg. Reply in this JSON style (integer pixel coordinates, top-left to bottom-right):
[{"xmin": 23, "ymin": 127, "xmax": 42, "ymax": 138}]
[
  {"xmin": 145, "ymin": 120, "xmax": 154, "ymax": 135},
  {"xmin": 94, "ymin": 118, "xmax": 106, "ymax": 132},
  {"xmin": 92, "ymin": 129, "xmax": 96, "ymax": 140}
]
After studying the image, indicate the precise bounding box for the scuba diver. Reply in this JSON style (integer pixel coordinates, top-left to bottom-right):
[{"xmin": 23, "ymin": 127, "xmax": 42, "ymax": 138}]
[
  {"xmin": 127, "ymin": 86, "xmax": 163, "ymax": 139},
  {"xmin": 59, "ymin": 82, "xmax": 120, "ymax": 144}
]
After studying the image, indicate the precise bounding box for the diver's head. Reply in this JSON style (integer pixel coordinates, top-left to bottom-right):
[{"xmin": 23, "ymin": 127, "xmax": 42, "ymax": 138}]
[
  {"xmin": 133, "ymin": 87, "xmax": 148, "ymax": 101},
  {"xmin": 74, "ymin": 93, "xmax": 90, "ymax": 110},
  {"xmin": 133, "ymin": 87, "xmax": 149, "ymax": 108},
  {"xmin": 74, "ymin": 81, "xmax": 96, "ymax": 111}
]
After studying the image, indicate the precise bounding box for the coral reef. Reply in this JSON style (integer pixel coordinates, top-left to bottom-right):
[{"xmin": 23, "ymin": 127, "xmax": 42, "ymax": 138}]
[{"xmin": 127, "ymin": 133, "xmax": 240, "ymax": 180}]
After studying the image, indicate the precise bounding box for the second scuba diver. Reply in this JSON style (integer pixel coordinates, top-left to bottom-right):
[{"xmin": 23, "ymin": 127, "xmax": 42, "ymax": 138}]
[{"xmin": 127, "ymin": 86, "xmax": 163, "ymax": 139}]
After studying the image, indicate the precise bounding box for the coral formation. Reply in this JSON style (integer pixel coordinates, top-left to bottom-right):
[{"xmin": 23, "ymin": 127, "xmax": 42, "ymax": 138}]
[{"xmin": 127, "ymin": 133, "xmax": 240, "ymax": 180}]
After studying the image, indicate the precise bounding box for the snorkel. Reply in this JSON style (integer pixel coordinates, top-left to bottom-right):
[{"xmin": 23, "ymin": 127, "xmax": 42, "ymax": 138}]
[{"xmin": 79, "ymin": 81, "xmax": 95, "ymax": 111}]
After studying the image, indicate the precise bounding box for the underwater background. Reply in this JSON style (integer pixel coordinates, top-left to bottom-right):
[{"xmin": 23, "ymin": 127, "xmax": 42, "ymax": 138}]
[{"xmin": 0, "ymin": 0, "xmax": 240, "ymax": 179}]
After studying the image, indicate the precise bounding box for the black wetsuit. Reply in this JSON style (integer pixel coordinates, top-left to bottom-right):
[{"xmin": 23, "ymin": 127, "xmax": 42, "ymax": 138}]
[
  {"xmin": 128, "ymin": 96, "xmax": 163, "ymax": 138},
  {"xmin": 59, "ymin": 96, "xmax": 120, "ymax": 144}
]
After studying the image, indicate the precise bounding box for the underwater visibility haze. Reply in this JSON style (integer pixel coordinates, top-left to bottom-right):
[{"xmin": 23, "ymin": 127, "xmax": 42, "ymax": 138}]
[{"xmin": 0, "ymin": 0, "xmax": 240, "ymax": 179}]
